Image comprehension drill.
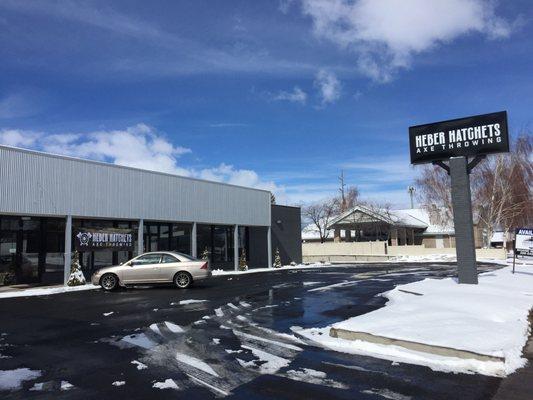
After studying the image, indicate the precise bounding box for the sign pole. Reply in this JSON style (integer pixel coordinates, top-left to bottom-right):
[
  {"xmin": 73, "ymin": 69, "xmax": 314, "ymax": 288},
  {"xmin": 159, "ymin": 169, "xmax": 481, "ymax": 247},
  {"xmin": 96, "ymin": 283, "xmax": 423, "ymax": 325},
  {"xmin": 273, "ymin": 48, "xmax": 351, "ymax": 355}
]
[{"xmin": 449, "ymin": 156, "xmax": 478, "ymax": 284}]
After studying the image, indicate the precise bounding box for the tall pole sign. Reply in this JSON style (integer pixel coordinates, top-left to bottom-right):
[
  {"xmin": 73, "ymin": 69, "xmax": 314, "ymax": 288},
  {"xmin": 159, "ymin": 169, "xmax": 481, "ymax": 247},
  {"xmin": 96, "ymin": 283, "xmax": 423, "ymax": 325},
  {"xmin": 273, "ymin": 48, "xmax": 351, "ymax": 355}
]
[{"xmin": 409, "ymin": 111, "xmax": 509, "ymax": 284}]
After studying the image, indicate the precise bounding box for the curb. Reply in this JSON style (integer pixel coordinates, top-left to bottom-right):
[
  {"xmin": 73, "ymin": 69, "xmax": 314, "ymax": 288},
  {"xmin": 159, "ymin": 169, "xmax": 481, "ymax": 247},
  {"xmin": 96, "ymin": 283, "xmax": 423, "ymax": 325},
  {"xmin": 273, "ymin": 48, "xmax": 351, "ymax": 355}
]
[{"xmin": 329, "ymin": 327, "xmax": 504, "ymax": 363}]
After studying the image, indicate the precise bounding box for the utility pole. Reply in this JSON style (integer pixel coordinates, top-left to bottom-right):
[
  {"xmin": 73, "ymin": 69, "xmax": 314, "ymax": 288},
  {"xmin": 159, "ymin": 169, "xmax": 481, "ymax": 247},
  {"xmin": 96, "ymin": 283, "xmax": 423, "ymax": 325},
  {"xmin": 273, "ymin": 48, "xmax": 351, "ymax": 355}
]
[
  {"xmin": 338, "ymin": 170, "xmax": 346, "ymax": 212},
  {"xmin": 407, "ymin": 186, "xmax": 415, "ymax": 209}
]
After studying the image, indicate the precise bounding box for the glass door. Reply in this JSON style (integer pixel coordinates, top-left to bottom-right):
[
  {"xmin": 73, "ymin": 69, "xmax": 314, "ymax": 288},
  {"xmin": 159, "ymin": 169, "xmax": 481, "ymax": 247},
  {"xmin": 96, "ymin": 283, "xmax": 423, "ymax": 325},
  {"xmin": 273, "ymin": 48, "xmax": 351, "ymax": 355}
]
[{"xmin": 0, "ymin": 231, "xmax": 17, "ymax": 286}]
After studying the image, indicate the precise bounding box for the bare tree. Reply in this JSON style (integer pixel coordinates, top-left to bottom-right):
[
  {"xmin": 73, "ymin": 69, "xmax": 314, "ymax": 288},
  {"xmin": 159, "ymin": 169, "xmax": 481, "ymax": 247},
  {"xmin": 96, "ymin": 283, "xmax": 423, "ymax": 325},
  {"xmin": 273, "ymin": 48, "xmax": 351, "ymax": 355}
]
[
  {"xmin": 302, "ymin": 200, "xmax": 336, "ymax": 243},
  {"xmin": 333, "ymin": 186, "xmax": 359, "ymax": 214},
  {"xmin": 415, "ymin": 133, "xmax": 533, "ymax": 248},
  {"xmin": 473, "ymin": 133, "xmax": 532, "ymax": 247},
  {"xmin": 414, "ymin": 165, "xmax": 453, "ymax": 226}
]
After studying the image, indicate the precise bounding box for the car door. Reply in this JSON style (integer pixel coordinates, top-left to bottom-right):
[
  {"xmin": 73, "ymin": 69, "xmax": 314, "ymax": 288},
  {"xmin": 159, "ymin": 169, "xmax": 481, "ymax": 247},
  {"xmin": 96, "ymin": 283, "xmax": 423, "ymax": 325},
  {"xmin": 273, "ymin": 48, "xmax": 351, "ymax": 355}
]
[
  {"xmin": 122, "ymin": 253, "xmax": 162, "ymax": 283},
  {"xmin": 159, "ymin": 254, "xmax": 181, "ymax": 282}
]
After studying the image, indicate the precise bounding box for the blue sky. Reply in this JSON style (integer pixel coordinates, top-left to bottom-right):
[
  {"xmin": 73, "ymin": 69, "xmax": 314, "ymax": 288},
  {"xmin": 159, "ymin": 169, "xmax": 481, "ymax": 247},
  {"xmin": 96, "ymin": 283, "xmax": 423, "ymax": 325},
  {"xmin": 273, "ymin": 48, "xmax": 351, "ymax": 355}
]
[{"xmin": 0, "ymin": 0, "xmax": 532, "ymax": 207}]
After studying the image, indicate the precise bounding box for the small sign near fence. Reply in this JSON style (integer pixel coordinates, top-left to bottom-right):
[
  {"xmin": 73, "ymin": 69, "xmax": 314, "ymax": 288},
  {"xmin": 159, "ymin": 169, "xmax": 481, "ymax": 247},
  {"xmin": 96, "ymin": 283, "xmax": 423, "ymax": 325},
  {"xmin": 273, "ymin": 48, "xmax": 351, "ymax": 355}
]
[{"xmin": 513, "ymin": 228, "xmax": 533, "ymax": 273}]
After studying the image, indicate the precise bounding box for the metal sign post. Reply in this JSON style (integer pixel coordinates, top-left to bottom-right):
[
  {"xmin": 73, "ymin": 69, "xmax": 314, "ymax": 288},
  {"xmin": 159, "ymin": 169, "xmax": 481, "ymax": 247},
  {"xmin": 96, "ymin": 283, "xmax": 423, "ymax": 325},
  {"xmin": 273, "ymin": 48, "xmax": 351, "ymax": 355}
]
[
  {"xmin": 409, "ymin": 111, "xmax": 510, "ymax": 285},
  {"xmin": 449, "ymin": 156, "xmax": 478, "ymax": 284}
]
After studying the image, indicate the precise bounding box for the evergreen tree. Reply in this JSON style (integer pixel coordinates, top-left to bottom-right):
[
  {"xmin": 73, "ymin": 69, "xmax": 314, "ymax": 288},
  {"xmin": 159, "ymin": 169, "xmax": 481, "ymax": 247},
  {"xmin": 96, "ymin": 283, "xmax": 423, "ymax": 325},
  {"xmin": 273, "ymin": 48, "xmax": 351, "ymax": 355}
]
[
  {"xmin": 239, "ymin": 249, "xmax": 248, "ymax": 271},
  {"xmin": 200, "ymin": 247, "xmax": 210, "ymax": 260},
  {"xmin": 67, "ymin": 251, "xmax": 86, "ymax": 286},
  {"xmin": 273, "ymin": 247, "xmax": 282, "ymax": 268}
]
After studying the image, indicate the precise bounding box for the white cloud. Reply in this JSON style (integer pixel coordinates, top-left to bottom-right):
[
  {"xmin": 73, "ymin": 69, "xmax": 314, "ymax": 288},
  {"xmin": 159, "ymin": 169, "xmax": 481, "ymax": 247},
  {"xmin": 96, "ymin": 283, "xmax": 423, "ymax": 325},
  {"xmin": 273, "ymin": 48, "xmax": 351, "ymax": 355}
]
[
  {"xmin": 0, "ymin": 92, "xmax": 41, "ymax": 119},
  {"xmin": 0, "ymin": 124, "xmax": 287, "ymax": 202},
  {"xmin": 273, "ymin": 87, "xmax": 308, "ymax": 104},
  {"xmin": 300, "ymin": 0, "xmax": 513, "ymax": 82},
  {"xmin": 314, "ymin": 69, "xmax": 341, "ymax": 104},
  {"xmin": 0, "ymin": 128, "xmax": 40, "ymax": 147}
]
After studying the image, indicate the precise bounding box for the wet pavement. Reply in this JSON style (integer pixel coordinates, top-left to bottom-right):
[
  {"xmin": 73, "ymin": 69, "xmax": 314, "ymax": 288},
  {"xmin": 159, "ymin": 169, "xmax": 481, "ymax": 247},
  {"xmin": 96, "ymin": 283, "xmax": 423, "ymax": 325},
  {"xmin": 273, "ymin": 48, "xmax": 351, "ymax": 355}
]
[{"xmin": 0, "ymin": 263, "xmax": 504, "ymax": 399}]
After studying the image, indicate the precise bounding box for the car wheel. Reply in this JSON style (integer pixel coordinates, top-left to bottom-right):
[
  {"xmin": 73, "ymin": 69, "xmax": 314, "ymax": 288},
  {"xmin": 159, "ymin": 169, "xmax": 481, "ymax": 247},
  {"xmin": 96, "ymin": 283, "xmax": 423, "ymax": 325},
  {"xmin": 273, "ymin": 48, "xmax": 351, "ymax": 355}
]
[
  {"xmin": 100, "ymin": 273, "xmax": 119, "ymax": 291},
  {"xmin": 174, "ymin": 272, "xmax": 192, "ymax": 289}
]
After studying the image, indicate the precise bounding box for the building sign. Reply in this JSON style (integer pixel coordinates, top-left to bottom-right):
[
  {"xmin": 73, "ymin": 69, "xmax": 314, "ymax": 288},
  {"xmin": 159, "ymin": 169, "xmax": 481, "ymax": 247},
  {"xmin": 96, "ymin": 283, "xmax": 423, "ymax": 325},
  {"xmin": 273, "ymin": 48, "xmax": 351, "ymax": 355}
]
[
  {"xmin": 409, "ymin": 111, "xmax": 509, "ymax": 164},
  {"xmin": 515, "ymin": 228, "xmax": 533, "ymax": 257},
  {"xmin": 75, "ymin": 229, "xmax": 134, "ymax": 251}
]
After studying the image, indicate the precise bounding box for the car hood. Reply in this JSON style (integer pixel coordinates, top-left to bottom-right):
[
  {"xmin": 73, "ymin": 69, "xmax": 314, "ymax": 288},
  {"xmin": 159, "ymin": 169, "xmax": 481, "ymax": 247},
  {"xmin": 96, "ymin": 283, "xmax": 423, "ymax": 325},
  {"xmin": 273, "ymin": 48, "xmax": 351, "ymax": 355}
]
[{"xmin": 94, "ymin": 265, "xmax": 120, "ymax": 275}]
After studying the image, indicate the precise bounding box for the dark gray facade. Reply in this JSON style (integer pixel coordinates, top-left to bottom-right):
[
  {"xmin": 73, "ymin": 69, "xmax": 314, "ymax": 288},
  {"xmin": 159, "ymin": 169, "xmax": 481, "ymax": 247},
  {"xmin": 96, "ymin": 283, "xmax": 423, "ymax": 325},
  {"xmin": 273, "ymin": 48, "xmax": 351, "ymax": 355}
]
[
  {"xmin": 248, "ymin": 205, "xmax": 302, "ymax": 267},
  {"xmin": 271, "ymin": 205, "xmax": 302, "ymax": 265}
]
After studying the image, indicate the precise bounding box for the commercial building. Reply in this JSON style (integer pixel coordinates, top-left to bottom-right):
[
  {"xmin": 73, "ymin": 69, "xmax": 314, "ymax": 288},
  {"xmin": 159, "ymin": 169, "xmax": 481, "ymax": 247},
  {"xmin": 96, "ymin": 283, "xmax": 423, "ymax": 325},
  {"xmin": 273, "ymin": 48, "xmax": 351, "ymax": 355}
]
[
  {"xmin": 0, "ymin": 145, "xmax": 301, "ymax": 287},
  {"xmin": 302, "ymin": 204, "xmax": 480, "ymax": 248}
]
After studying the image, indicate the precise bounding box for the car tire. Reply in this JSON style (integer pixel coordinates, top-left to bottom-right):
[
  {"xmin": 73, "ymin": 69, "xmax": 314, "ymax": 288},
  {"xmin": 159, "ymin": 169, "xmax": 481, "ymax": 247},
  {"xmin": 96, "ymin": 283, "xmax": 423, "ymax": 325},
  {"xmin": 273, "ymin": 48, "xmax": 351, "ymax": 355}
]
[
  {"xmin": 174, "ymin": 271, "xmax": 192, "ymax": 289},
  {"xmin": 100, "ymin": 273, "xmax": 119, "ymax": 291}
]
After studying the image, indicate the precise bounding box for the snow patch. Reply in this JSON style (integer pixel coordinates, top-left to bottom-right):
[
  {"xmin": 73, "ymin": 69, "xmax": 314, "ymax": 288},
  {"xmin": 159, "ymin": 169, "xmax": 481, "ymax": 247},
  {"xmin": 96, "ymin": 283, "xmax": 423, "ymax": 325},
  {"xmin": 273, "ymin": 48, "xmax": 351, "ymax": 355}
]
[
  {"xmin": 0, "ymin": 368, "xmax": 41, "ymax": 391},
  {"xmin": 164, "ymin": 321, "xmax": 184, "ymax": 333},
  {"xmin": 285, "ymin": 368, "xmax": 347, "ymax": 389},
  {"xmin": 120, "ymin": 333, "xmax": 157, "ymax": 349},
  {"xmin": 152, "ymin": 379, "xmax": 179, "ymax": 390},
  {"xmin": 103, "ymin": 312, "xmax": 114, "ymax": 317},
  {"xmin": 131, "ymin": 360, "xmax": 148, "ymax": 370},
  {"xmin": 298, "ymin": 265, "xmax": 533, "ymax": 376},
  {"xmin": 240, "ymin": 345, "xmax": 290, "ymax": 374},
  {"xmin": 175, "ymin": 353, "xmax": 219, "ymax": 377},
  {"xmin": 0, "ymin": 284, "xmax": 99, "ymax": 299},
  {"xmin": 112, "ymin": 381, "xmax": 125, "ymax": 386},
  {"xmin": 60, "ymin": 381, "xmax": 74, "ymax": 391},
  {"xmin": 177, "ymin": 299, "xmax": 209, "ymax": 305}
]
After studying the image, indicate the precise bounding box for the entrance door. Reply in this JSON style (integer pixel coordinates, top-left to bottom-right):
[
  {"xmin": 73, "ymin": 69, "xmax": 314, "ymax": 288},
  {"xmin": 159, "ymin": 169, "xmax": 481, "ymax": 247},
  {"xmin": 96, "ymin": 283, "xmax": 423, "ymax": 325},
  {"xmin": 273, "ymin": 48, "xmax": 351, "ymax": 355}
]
[{"xmin": 0, "ymin": 232, "xmax": 17, "ymax": 286}]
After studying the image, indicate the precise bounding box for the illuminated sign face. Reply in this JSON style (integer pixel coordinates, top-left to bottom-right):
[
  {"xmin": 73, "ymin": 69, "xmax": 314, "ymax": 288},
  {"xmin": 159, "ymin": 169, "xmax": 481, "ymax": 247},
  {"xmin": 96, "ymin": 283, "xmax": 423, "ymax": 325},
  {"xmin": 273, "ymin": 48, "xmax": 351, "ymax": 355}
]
[{"xmin": 409, "ymin": 111, "xmax": 509, "ymax": 164}]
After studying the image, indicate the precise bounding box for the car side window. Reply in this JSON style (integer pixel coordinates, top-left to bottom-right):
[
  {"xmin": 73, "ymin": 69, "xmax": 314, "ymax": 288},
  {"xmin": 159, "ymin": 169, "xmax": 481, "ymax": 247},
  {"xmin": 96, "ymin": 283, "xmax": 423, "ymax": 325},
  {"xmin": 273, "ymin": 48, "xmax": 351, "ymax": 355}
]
[
  {"xmin": 132, "ymin": 254, "xmax": 162, "ymax": 266},
  {"xmin": 161, "ymin": 255, "xmax": 179, "ymax": 264}
]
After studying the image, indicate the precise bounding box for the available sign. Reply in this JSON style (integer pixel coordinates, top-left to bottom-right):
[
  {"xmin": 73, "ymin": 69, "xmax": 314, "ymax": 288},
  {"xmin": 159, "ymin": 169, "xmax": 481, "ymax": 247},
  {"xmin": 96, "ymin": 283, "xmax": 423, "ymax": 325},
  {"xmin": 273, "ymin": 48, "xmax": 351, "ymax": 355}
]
[
  {"xmin": 75, "ymin": 229, "xmax": 134, "ymax": 251},
  {"xmin": 409, "ymin": 111, "xmax": 509, "ymax": 164},
  {"xmin": 515, "ymin": 228, "xmax": 533, "ymax": 257}
]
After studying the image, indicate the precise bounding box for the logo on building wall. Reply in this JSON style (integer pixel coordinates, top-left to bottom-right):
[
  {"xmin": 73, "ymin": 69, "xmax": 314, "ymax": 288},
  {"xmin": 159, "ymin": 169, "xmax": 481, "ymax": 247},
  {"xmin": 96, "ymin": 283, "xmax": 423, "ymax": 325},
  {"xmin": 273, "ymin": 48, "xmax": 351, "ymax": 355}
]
[
  {"xmin": 76, "ymin": 232, "xmax": 93, "ymax": 247},
  {"xmin": 75, "ymin": 229, "xmax": 134, "ymax": 251}
]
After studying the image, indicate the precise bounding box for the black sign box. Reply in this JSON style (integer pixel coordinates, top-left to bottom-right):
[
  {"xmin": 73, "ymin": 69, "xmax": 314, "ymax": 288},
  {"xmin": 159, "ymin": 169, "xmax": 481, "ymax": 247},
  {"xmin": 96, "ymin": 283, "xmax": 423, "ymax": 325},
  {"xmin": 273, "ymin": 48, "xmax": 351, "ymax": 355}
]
[
  {"xmin": 75, "ymin": 228, "xmax": 134, "ymax": 251},
  {"xmin": 409, "ymin": 111, "xmax": 509, "ymax": 164}
]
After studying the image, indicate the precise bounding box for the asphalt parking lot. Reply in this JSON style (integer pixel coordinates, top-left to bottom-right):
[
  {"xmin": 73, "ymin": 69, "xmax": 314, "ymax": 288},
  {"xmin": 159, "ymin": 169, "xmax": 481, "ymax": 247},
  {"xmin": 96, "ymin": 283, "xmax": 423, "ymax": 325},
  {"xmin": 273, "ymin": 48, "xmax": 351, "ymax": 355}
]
[{"xmin": 0, "ymin": 262, "xmax": 504, "ymax": 400}]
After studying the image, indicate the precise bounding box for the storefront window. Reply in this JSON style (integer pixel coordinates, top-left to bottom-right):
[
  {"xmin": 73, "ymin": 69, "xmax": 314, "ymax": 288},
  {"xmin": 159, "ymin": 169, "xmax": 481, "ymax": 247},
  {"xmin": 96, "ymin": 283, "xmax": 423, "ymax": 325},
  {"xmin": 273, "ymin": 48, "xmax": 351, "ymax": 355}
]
[{"xmin": 144, "ymin": 222, "xmax": 192, "ymax": 254}]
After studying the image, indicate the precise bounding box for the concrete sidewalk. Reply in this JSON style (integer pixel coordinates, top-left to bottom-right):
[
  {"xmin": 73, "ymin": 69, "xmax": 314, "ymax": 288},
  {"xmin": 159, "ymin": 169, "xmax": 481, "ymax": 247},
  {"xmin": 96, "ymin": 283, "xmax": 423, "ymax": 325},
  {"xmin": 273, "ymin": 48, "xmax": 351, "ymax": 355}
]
[
  {"xmin": 0, "ymin": 283, "xmax": 64, "ymax": 293},
  {"xmin": 492, "ymin": 310, "xmax": 533, "ymax": 400}
]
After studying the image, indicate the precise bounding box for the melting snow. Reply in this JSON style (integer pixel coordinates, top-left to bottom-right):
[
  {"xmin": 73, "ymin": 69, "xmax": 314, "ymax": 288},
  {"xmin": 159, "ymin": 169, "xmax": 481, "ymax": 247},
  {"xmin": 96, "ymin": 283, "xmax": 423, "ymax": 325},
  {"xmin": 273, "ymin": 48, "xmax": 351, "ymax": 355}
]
[
  {"xmin": 177, "ymin": 299, "xmax": 209, "ymax": 305},
  {"xmin": 0, "ymin": 368, "xmax": 41, "ymax": 391},
  {"xmin": 152, "ymin": 379, "xmax": 179, "ymax": 390},
  {"xmin": 240, "ymin": 345, "xmax": 290, "ymax": 374},
  {"xmin": 164, "ymin": 321, "xmax": 184, "ymax": 333},
  {"xmin": 175, "ymin": 353, "xmax": 219, "ymax": 377},
  {"xmin": 131, "ymin": 360, "xmax": 148, "ymax": 370}
]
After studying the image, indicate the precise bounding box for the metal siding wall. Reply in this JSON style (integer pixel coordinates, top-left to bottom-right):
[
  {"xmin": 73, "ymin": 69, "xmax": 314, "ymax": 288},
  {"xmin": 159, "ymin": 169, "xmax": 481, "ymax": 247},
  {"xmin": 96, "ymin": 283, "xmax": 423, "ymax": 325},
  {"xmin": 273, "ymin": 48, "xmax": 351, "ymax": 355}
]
[{"xmin": 0, "ymin": 147, "xmax": 270, "ymax": 226}]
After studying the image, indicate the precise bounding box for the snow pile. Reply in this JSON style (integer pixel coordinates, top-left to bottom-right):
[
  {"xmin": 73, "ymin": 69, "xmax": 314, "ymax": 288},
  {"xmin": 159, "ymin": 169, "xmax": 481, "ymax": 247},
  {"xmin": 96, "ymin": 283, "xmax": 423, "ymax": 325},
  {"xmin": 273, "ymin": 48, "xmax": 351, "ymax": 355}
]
[
  {"xmin": 389, "ymin": 254, "xmax": 507, "ymax": 264},
  {"xmin": 297, "ymin": 265, "xmax": 533, "ymax": 377},
  {"xmin": 0, "ymin": 284, "xmax": 99, "ymax": 299},
  {"xmin": 211, "ymin": 262, "xmax": 332, "ymax": 276}
]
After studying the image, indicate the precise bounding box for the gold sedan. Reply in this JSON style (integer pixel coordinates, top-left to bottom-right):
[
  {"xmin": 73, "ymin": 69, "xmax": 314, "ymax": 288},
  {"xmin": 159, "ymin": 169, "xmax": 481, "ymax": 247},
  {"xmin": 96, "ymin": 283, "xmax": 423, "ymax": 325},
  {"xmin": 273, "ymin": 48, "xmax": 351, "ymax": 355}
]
[{"xmin": 91, "ymin": 251, "xmax": 211, "ymax": 291}]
